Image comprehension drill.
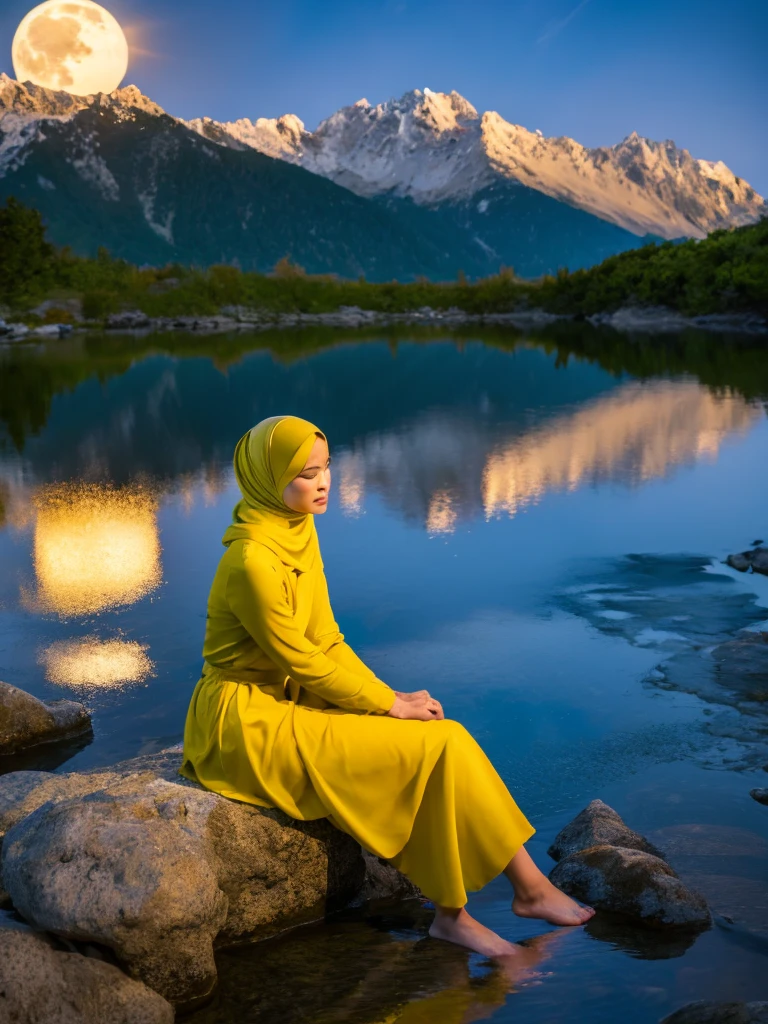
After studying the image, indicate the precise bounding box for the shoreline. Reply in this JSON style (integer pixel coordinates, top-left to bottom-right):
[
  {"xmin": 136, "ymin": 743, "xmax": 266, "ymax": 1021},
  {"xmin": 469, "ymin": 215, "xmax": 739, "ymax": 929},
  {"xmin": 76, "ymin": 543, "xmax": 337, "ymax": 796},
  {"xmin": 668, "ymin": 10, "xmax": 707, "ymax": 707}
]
[{"xmin": 1, "ymin": 304, "xmax": 767, "ymax": 342}]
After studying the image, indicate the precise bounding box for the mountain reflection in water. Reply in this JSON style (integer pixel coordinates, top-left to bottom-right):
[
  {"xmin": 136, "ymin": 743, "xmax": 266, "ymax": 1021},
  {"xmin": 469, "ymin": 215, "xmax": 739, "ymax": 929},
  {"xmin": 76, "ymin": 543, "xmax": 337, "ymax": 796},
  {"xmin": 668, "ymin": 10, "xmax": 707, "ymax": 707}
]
[{"xmin": 336, "ymin": 381, "xmax": 759, "ymax": 531}]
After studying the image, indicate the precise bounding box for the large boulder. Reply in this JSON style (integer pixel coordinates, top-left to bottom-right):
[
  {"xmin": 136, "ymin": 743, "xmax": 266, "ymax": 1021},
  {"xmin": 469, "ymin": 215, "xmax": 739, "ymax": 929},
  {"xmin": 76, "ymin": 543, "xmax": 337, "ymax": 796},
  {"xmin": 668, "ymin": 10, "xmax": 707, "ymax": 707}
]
[
  {"xmin": 660, "ymin": 1002, "xmax": 768, "ymax": 1024},
  {"xmin": 548, "ymin": 799, "xmax": 664, "ymax": 861},
  {"xmin": 550, "ymin": 845, "xmax": 711, "ymax": 929},
  {"xmin": 0, "ymin": 910, "xmax": 174, "ymax": 1024},
  {"xmin": 0, "ymin": 680, "xmax": 91, "ymax": 756},
  {"xmin": 0, "ymin": 752, "xmax": 388, "ymax": 1007}
]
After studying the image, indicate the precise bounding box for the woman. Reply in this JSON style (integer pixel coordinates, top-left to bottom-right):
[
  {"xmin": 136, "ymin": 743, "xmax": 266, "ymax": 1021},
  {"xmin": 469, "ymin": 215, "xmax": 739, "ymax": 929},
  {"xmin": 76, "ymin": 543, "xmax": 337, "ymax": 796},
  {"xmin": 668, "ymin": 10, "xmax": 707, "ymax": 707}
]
[{"xmin": 181, "ymin": 415, "xmax": 594, "ymax": 959}]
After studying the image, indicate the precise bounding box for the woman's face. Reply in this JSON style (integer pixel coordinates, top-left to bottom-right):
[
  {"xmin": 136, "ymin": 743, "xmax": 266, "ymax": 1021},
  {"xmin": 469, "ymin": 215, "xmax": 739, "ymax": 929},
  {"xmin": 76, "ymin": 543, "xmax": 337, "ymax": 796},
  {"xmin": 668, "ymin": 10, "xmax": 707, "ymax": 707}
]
[{"xmin": 282, "ymin": 436, "xmax": 331, "ymax": 515}]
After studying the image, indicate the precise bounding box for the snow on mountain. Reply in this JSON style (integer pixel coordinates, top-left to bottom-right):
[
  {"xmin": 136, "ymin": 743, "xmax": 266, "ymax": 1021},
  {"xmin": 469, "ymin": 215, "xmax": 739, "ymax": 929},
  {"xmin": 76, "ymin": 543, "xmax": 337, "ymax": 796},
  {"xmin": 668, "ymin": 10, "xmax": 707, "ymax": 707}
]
[
  {"xmin": 186, "ymin": 112, "xmax": 307, "ymax": 161},
  {"xmin": 193, "ymin": 87, "xmax": 765, "ymax": 240},
  {"xmin": 0, "ymin": 73, "xmax": 166, "ymax": 182}
]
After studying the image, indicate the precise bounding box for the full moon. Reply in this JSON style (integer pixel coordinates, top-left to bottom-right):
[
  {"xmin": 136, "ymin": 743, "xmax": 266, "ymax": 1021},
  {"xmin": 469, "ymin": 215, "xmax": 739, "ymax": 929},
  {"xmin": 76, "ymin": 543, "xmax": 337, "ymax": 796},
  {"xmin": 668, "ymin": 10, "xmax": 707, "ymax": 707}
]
[{"xmin": 12, "ymin": 0, "xmax": 129, "ymax": 96}]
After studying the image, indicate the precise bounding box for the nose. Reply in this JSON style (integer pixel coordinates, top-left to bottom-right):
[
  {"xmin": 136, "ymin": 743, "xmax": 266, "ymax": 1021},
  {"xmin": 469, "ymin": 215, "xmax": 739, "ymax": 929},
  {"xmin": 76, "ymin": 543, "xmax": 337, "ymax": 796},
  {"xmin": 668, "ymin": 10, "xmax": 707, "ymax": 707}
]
[{"xmin": 317, "ymin": 467, "xmax": 331, "ymax": 492}]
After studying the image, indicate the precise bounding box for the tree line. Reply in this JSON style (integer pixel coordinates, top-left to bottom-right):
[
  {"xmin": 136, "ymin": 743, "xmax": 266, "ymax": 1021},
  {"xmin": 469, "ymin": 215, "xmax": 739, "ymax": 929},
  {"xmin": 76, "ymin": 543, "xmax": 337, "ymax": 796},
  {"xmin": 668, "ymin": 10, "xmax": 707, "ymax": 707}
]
[{"xmin": 1, "ymin": 197, "xmax": 766, "ymax": 321}]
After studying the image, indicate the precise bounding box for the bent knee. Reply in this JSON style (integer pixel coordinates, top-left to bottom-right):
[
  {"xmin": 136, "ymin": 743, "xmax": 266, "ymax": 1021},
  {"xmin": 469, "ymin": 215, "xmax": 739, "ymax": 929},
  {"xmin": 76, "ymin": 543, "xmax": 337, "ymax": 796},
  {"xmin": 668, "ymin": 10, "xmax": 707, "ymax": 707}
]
[{"xmin": 438, "ymin": 718, "xmax": 473, "ymax": 744}]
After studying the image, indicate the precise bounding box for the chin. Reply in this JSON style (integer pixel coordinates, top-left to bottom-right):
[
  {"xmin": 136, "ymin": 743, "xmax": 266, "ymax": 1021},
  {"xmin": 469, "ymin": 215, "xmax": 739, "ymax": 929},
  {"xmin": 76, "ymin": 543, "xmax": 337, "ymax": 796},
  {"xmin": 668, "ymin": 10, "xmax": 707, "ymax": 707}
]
[{"xmin": 312, "ymin": 504, "xmax": 328, "ymax": 515}]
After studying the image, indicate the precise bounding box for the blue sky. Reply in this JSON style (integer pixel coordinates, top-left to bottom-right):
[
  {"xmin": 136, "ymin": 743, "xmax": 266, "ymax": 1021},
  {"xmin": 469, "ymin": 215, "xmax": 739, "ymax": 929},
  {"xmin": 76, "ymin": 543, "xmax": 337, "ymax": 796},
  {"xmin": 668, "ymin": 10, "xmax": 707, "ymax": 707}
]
[{"xmin": 2, "ymin": 0, "xmax": 766, "ymax": 193}]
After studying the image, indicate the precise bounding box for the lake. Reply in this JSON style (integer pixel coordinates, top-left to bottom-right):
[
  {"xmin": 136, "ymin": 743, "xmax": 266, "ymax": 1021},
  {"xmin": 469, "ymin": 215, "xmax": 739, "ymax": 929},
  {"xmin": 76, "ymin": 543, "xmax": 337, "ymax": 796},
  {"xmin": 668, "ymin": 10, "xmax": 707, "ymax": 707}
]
[{"xmin": 1, "ymin": 322, "xmax": 767, "ymax": 1023}]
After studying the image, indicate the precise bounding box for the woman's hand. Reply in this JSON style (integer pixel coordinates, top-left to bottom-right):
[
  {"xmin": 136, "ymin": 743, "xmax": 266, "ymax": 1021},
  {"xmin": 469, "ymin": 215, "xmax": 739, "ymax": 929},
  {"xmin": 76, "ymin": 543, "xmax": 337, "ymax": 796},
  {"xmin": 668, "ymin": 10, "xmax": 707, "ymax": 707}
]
[{"xmin": 387, "ymin": 691, "xmax": 444, "ymax": 721}]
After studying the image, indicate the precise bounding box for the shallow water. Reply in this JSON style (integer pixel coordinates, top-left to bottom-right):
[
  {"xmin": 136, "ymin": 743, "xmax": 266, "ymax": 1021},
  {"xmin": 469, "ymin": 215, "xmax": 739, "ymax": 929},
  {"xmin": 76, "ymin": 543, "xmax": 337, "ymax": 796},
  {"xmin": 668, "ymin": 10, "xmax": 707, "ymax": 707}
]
[{"xmin": 1, "ymin": 324, "xmax": 767, "ymax": 1021}]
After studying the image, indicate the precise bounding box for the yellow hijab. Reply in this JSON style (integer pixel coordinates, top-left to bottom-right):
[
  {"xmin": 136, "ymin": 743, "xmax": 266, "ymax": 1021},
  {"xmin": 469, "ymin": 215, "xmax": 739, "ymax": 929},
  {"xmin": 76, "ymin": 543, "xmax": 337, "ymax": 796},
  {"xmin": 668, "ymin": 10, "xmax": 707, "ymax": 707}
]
[{"xmin": 223, "ymin": 415, "xmax": 327, "ymax": 572}]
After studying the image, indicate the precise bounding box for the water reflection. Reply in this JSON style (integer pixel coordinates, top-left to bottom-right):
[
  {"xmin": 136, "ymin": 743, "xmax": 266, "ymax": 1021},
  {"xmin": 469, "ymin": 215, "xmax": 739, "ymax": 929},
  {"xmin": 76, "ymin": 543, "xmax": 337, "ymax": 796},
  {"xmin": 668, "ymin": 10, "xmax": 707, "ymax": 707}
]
[
  {"xmin": 40, "ymin": 636, "xmax": 155, "ymax": 689},
  {"xmin": 337, "ymin": 382, "xmax": 759, "ymax": 532},
  {"xmin": 28, "ymin": 483, "xmax": 162, "ymax": 617},
  {"xmin": 482, "ymin": 382, "xmax": 756, "ymax": 519}
]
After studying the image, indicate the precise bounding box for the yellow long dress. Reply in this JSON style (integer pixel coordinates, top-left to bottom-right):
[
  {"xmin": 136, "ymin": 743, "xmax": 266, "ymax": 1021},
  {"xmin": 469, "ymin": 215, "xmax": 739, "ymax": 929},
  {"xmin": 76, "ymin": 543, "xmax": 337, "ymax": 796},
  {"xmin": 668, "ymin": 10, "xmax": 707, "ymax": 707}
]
[{"xmin": 181, "ymin": 416, "xmax": 534, "ymax": 909}]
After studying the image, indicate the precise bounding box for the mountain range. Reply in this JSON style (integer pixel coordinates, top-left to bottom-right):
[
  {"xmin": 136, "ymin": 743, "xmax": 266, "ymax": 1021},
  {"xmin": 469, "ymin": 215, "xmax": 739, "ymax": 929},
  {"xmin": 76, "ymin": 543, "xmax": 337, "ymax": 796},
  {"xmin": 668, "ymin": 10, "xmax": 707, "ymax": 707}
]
[{"xmin": 1, "ymin": 74, "xmax": 764, "ymax": 280}]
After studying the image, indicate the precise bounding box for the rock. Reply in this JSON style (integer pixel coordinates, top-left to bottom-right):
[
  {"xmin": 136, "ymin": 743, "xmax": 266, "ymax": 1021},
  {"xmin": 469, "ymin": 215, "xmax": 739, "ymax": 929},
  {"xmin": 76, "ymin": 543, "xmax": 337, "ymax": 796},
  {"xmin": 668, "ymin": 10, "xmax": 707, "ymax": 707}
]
[
  {"xmin": 0, "ymin": 753, "xmax": 369, "ymax": 1007},
  {"xmin": 727, "ymin": 552, "xmax": 753, "ymax": 572},
  {"xmin": 353, "ymin": 850, "xmax": 421, "ymax": 904},
  {"xmin": 550, "ymin": 845, "xmax": 711, "ymax": 929},
  {"xmin": 750, "ymin": 788, "xmax": 768, "ymax": 806},
  {"xmin": 31, "ymin": 324, "xmax": 72, "ymax": 338},
  {"xmin": 3, "ymin": 779, "xmax": 228, "ymax": 1007},
  {"xmin": 660, "ymin": 1001, "xmax": 768, "ymax": 1024},
  {"xmin": 4, "ymin": 322, "xmax": 29, "ymax": 339},
  {"xmin": 30, "ymin": 298, "xmax": 83, "ymax": 322},
  {"xmin": 0, "ymin": 681, "xmax": 92, "ymax": 757},
  {"xmin": 711, "ymin": 633, "xmax": 768, "ymax": 703},
  {"xmin": 726, "ymin": 547, "xmax": 768, "ymax": 576},
  {"xmin": 548, "ymin": 799, "xmax": 665, "ymax": 861},
  {"xmin": 0, "ymin": 909, "xmax": 174, "ymax": 1024},
  {"xmin": 105, "ymin": 311, "xmax": 151, "ymax": 330}
]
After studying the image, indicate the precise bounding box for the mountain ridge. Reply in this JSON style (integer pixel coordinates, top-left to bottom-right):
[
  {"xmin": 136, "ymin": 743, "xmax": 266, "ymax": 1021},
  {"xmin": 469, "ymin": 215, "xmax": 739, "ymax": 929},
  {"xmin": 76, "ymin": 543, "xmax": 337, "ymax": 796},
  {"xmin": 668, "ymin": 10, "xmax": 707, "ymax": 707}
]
[
  {"xmin": 2, "ymin": 75, "xmax": 762, "ymax": 278},
  {"xmin": 189, "ymin": 86, "xmax": 764, "ymax": 240}
]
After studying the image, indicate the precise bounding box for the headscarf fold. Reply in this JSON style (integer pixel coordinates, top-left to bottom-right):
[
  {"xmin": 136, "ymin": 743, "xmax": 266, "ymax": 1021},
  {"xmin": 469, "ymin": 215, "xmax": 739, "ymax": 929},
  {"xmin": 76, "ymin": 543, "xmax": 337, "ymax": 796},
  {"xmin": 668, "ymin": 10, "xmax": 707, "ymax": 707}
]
[{"xmin": 223, "ymin": 415, "xmax": 327, "ymax": 572}]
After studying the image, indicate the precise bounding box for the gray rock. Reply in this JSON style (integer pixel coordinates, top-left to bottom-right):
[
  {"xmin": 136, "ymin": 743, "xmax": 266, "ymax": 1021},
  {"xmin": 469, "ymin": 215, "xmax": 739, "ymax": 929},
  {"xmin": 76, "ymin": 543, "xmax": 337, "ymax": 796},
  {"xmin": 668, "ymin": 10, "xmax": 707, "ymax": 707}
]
[
  {"xmin": 0, "ymin": 758, "xmax": 367, "ymax": 1006},
  {"xmin": 548, "ymin": 799, "xmax": 665, "ymax": 861},
  {"xmin": 0, "ymin": 681, "xmax": 92, "ymax": 757},
  {"xmin": 550, "ymin": 845, "xmax": 711, "ymax": 929},
  {"xmin": 31, "ymin": 324, "xmax": 72, "ymax": 338},
  {"xmin": 726, "ymin": 547, "xmax": 768, "ymax": 576},
  {"xmin": 660, "ymin": 1001, "xmax": 768, "ymax": 1024},
  {"xmin": 0, "ymin": 909, "xmax": 174, "ymax": 1024},
  {"xmin": 105, "ymin": 310, "xmax": 151, "ymax": 329},
  {"xmin": 727, "ymin": 552, "xmax": 754, "ymax": 572},
  {"xmin": 750, "ymin": 788, "xmax": 768, "ymax": 806},
  {"xmin": 4, "ymin": 322, "xmax": 29, "ymax": 338}
]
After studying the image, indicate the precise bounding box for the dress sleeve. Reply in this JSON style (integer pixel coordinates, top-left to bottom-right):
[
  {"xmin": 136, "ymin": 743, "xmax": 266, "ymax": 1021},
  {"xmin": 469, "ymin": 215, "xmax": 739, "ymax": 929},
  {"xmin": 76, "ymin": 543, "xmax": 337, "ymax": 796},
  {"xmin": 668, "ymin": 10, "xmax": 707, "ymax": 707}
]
[{"xmin": 226, "ymin": 545, "xmax": 396, "ymax": 715}]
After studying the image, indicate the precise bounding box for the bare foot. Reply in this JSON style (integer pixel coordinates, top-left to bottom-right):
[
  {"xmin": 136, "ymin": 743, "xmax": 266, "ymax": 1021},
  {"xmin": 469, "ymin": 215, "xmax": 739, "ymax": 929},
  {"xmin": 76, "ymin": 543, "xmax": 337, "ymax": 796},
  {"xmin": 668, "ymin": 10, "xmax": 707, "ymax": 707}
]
[
  {"xmin": 429, "ymin": 907, "xmax": 529, "ymax": 959},
  {"xmin": 512, "ymin": 878, "xmax": 595, "ymax": 926}
]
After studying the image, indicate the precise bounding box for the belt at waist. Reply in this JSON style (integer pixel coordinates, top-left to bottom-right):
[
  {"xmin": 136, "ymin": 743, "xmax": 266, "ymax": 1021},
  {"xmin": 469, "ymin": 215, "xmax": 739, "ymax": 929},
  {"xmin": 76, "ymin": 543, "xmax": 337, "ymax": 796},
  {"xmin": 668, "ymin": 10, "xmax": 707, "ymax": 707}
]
[{"xmin": 202, "ymin": 660, "xmax": 300, "ymax": 702}]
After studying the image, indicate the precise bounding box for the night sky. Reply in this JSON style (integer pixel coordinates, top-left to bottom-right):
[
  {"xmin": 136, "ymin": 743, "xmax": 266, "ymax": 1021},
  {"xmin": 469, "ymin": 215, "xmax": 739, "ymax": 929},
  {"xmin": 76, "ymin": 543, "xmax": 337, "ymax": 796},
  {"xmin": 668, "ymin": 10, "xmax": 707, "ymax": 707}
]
[{"xmin": 1, "ymin": 0, "xmax": 766, "ymax": 194}]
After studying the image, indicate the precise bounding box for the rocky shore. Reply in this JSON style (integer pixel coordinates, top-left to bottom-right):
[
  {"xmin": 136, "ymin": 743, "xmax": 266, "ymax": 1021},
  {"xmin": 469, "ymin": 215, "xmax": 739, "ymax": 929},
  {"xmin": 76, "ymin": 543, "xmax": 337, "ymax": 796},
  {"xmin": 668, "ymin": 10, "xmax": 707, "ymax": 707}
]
[{"xmin": 1, "ymin": 303, "xmax": 766, "ymax": 341}]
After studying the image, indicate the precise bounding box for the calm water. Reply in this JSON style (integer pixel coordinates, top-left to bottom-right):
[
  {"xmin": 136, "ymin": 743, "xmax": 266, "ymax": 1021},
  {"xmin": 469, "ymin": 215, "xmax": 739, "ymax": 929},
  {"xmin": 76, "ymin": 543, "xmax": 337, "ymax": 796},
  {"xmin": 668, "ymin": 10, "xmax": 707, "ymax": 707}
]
[{"xmin": 1, "ymin": 324, "xmax": 767, "ymax": 1022}]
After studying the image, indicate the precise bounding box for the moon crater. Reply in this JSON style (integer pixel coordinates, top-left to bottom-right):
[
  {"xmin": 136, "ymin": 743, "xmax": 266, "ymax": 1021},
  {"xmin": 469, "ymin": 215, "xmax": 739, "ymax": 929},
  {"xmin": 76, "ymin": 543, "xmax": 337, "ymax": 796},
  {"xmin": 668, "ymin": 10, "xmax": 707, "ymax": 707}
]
[{"xmin": 12, "ymin": 0, "xmax": 129, "ymax": 96}]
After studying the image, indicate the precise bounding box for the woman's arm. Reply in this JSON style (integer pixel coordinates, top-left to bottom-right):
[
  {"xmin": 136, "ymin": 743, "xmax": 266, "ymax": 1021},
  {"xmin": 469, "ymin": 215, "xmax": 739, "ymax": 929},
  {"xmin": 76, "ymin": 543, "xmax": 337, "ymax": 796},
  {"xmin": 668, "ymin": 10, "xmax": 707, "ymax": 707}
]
[{"xmin": 226, "ymin": 546, "xmax": 396, "ymax": 714}]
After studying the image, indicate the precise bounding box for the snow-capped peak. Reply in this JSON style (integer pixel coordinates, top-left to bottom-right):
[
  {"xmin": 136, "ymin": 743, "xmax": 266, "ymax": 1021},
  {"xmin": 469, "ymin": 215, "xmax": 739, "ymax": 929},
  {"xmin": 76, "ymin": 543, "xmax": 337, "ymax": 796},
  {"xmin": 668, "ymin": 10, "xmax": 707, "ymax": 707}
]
[
  {"xmin": 0, "ymin": 74, "xmax": 165, "ymax": 119},
  {"xmin": 188, "ymin": 86, "xmax": 763, "ymax": 239}
]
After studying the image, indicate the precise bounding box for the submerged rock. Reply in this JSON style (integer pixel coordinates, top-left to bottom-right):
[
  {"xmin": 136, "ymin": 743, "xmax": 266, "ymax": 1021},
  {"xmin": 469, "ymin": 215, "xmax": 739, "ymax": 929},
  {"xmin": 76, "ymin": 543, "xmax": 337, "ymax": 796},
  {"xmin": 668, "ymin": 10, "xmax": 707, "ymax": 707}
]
[
  {"xmin": 548, "ymin": 798, "xmax": 665, "ymax": 861},
  {"xmin": 550, "ymin": 845, "xmax": 711, "ymax": 929},
  {"xmin": 750, "ymin": 788, "xmax": 768, "ymax": 806},
  {"xmin": 660, "ymin": 1002, "xmax": 768, "ymax": 1024},
  {"xmin": 711, "ymin": 633, "xmax": 768, "ymax": 703},
  {"xmin": 0, "ymin": 751, "xmax": 410, "ymax": 1007},
  {"xmin": 0, "ymin": 681, "xmax": 92, "ymax": 757},
  {"xmin": 0, "ymin": 910, "xmax": 174, "ymax": 1024}
]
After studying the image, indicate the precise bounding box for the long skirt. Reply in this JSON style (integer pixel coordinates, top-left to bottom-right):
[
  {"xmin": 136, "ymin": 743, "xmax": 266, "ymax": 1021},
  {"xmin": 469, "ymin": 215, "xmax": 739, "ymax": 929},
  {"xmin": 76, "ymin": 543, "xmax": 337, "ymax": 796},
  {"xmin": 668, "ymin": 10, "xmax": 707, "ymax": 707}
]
[{"xmin": 180, "ymin": 669, "xmax": 534, "ymax": 908}]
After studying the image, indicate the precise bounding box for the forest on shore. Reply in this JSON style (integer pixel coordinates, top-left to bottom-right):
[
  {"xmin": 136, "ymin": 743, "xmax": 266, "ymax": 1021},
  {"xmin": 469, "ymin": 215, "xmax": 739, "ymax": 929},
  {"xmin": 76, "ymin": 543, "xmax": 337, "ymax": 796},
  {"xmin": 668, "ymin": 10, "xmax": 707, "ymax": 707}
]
[{"xmin": 1, "ymin": 198, "xmax": 766, "ymax": 324}]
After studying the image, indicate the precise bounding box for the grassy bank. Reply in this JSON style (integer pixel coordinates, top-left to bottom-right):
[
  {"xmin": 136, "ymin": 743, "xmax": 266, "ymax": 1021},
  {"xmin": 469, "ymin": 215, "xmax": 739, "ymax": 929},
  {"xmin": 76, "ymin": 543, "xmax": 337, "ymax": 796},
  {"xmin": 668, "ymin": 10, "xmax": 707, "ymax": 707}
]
[{"xmin": 1, "ymin": 198, "xmax": 767, "ymax": 323}]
